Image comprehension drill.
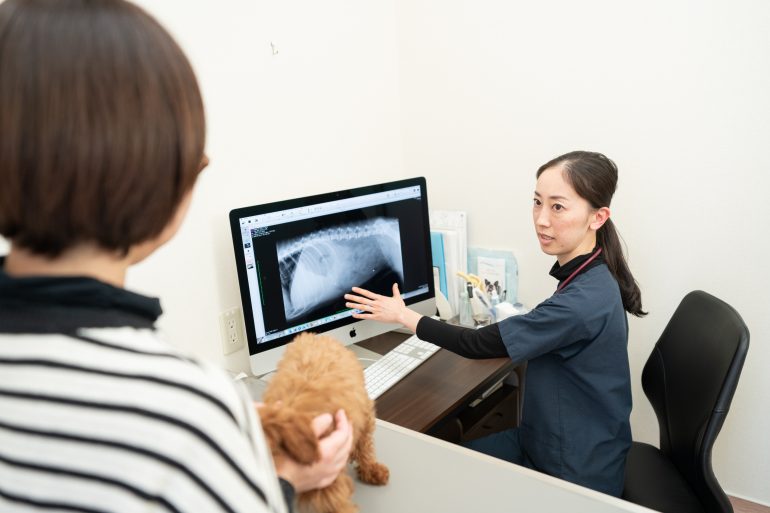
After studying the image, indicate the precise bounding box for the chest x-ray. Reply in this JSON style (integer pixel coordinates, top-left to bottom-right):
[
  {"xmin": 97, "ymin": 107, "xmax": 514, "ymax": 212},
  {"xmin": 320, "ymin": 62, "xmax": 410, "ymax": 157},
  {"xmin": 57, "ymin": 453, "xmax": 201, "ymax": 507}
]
[{"xmin": 277, "ymin": 217, "xmax": 404, "ymax": 322}]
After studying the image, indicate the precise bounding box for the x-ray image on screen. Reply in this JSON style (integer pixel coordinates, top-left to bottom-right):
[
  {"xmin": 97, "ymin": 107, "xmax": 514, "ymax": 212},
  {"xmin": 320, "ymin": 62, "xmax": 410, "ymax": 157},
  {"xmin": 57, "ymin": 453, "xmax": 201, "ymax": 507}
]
[{"xmin": 277, "ymin": 217, "xmax": 404, "ymax": 322}]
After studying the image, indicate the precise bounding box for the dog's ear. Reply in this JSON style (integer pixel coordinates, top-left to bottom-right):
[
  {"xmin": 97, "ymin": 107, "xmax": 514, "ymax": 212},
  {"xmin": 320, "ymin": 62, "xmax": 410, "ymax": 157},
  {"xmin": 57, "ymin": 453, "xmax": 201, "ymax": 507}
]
[
  {"xmin": 259, "ymin": 404, "xmax": 320, "ymax": 465},
  {"xmin": 257, "ymin": 403, "xmax": 283, "ymax": 455}
]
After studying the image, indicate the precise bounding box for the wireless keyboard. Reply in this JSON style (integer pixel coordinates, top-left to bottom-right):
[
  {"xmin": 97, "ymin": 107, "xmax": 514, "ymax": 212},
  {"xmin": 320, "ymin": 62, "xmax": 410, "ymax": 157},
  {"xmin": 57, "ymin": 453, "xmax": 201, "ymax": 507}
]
[{"xmin": 364, "ymin": 335, "xmax": 440, "ymax": 399}]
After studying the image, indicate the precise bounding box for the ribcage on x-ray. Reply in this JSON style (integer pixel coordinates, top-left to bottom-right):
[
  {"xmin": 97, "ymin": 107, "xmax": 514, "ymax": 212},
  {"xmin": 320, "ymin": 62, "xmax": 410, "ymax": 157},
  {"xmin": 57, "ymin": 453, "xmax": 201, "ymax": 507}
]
[{"xmin": 277, "ymin": 218, "xmax": 404, "ymax": 321}]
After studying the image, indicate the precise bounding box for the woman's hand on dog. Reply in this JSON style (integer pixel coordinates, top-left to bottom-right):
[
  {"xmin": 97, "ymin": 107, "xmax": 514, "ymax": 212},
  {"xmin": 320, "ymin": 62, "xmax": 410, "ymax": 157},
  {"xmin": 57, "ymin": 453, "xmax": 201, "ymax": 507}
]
[
  {"xmin": 345, "ymin": 283, "xmax": 423, "ymax": 332},
  {"xmin": 275, "ymin": 409, "xmax": 353, "ymax": 492}
]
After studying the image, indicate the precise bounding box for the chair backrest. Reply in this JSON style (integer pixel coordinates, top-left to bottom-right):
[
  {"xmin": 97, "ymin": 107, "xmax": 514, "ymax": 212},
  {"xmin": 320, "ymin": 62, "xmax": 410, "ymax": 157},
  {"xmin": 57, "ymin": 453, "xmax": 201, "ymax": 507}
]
[{"xmin": 642, "ymin": 290, "xmax": 749, "ymax": 513}]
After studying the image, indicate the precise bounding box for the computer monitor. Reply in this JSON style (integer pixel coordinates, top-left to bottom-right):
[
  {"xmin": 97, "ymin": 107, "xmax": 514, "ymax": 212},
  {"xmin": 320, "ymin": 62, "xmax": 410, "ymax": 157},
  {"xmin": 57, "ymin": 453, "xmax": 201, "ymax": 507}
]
[{"xmin": 229, "ymin": 177, "xmax": 436, "ymax": 376}]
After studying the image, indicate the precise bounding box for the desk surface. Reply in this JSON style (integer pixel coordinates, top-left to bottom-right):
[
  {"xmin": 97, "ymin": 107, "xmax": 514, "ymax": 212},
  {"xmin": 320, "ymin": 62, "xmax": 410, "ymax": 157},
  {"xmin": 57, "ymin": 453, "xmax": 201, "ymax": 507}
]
[
  {"xmin": 352, "ymin": 420, "xmax": 654, "ymax": 513},
  {"xmin": 355, "ymin": 332, "xmax": 513, "ymax": 433}
]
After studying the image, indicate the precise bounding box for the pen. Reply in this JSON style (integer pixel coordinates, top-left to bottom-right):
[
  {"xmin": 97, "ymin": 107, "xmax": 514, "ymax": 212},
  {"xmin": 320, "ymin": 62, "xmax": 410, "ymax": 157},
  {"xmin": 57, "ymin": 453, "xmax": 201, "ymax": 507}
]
[{"xmin": 472, "ymin": 287, "xmax": 491, "ymax": 309}]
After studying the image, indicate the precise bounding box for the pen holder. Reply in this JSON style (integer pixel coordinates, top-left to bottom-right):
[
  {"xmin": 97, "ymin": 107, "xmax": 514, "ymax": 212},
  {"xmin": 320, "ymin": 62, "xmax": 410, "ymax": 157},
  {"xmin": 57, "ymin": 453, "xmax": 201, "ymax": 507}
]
[
  {"xmin": 459, "ymin": 291, "xmax": 474, "ymax": 327},
  {"xmin": 472, "ymin": 312, "xmax": 492, "ymax": 327}
]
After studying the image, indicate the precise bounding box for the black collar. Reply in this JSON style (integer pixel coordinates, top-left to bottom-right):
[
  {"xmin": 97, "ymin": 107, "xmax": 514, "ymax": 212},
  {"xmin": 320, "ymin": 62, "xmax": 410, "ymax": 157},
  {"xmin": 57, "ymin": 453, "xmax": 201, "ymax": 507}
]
[
  {"xmin": 0, "ymin": 256, "xmax": 162, "ymax": 332},
  {"xmin": 549, "ymin": 247, "xmax": 605, "ymax": 286}
]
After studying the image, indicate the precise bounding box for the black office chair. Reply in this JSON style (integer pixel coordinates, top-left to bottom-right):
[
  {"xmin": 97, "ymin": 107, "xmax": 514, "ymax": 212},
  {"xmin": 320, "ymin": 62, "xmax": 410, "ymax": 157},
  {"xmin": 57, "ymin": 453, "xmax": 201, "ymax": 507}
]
[{"xmin": 623, "ymin": 291, "xmax": 749, "ymax": 513}]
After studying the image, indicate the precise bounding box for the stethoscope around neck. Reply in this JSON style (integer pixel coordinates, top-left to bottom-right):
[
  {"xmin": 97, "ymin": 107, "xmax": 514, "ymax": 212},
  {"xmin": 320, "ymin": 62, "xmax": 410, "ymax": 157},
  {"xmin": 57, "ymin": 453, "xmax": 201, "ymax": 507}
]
[{"xmin": 556, "ymin": 247, "xmax": 603, "ymax": 292}]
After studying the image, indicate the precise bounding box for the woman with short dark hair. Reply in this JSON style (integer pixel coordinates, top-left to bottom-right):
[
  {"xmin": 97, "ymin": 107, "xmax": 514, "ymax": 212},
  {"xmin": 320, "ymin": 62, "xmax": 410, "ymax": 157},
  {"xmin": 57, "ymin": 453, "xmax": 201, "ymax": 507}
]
[{"xmin": 0, "ymin": 1, "xmax": 351, "ymax": 511}]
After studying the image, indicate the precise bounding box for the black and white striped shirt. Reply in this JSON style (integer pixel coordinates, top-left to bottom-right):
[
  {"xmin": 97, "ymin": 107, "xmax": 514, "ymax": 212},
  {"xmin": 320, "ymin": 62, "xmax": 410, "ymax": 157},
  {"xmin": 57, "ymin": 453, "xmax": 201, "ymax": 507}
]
[{"xmin": 0, "ymin": 266, "xmax": 288, "ymax": 513}]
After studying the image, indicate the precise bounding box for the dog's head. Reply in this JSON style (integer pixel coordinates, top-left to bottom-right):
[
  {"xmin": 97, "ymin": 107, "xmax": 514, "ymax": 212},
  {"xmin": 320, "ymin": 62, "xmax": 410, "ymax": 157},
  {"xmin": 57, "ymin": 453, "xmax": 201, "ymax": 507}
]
[{"xmin": 258, "ymin": 403, "xmax": 320, "ymax": 465}]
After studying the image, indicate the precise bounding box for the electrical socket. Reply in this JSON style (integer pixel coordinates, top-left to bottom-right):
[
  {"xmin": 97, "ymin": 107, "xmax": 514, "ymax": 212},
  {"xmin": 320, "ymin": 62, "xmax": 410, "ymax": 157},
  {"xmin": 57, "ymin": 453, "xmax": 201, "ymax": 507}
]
[{"xmin": 219, "ymin": 307, "xmax": 245, "ymax": 355}]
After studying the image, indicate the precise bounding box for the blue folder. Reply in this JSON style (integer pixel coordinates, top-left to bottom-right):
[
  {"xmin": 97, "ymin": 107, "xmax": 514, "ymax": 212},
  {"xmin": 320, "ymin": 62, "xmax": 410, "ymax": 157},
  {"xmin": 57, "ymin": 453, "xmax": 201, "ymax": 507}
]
[{"xmin": 430, "ymin": 231, "xmax": 448, "ymax": 298}]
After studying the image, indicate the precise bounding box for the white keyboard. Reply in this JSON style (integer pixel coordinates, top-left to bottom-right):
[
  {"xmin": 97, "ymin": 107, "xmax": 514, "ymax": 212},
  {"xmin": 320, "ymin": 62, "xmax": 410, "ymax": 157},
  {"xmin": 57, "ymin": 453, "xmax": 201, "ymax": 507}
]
[{"xmin": 364, "ymin": 335, "xmax": 440, "ymax": 399}]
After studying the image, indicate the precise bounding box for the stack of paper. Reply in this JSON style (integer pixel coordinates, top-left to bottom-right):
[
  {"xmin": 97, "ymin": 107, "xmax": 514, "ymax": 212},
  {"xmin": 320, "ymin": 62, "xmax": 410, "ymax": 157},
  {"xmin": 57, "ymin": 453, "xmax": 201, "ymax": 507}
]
[{"xmin": 429, "ymin": 210, "xmax": 468, "ymax": 315}]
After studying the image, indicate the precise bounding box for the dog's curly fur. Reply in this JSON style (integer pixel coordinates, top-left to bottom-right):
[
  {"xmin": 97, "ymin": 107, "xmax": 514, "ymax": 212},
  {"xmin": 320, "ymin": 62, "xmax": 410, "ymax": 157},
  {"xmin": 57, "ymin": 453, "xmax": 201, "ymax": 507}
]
[{"xmin": 259, "ymin": 333, "xmax": 389, "ymax": 513}]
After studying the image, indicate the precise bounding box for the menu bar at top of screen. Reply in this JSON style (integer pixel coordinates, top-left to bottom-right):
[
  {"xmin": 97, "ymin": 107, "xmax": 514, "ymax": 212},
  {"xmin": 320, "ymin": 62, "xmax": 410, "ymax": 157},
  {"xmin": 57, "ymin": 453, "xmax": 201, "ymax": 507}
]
[{"xmin": 238, "ymin": 185, "xmax": 422, "ymax": 230}]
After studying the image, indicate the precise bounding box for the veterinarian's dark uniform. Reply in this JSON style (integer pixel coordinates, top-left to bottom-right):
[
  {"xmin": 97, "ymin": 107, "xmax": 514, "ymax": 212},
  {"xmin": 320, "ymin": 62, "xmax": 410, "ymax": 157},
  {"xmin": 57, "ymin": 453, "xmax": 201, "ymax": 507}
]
[{"xmin": 416, "ymin": 249, "xmax": 632, "ymax": 497}]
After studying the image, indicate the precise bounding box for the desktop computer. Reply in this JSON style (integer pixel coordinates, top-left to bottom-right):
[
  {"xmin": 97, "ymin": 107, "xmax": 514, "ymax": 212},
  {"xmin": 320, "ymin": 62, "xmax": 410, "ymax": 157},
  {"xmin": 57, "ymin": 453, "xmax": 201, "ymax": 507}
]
[{"xmin": 229, "ymin": 177, "xmax": 437, "ymax": 378}]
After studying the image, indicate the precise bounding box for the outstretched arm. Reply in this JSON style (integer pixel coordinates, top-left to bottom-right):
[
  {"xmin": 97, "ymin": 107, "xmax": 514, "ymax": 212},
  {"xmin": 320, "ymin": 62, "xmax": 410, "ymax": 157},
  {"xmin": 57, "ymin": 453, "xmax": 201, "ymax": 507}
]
[
  {"xmin": 344, "ymin": 283, "xmax": 424, "ymax": 332},
  {"xmin": 345, "ymin": 283, "xmax": 507, "ymax": 359}
]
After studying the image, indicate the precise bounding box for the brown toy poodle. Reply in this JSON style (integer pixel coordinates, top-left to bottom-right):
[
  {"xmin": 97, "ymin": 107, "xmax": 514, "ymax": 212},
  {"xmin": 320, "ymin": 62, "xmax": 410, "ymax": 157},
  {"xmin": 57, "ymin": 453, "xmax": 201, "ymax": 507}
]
[{"xmin": 259, "ymin": 332, "xmax": 389, "ymax": 513}]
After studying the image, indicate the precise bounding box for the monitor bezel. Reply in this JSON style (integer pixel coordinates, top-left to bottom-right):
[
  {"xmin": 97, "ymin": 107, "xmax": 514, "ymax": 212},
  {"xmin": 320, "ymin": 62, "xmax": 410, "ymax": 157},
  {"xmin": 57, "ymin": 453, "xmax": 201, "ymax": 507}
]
[{"xmin": 228, "ymin": 176, "xmax": 434, "ymax": 357}]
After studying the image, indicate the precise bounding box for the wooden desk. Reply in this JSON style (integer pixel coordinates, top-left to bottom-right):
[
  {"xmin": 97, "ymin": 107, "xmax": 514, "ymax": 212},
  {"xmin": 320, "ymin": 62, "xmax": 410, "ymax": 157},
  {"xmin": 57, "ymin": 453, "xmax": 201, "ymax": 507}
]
[{"xmin": 355, "ymin": 332, "xmax": 516, "ymax": 433}]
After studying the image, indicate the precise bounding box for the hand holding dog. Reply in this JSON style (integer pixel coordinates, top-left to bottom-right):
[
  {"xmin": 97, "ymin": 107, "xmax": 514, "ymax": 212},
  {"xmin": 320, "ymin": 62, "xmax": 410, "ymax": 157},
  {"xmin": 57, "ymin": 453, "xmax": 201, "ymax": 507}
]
[
  {"xmin": 345, "ymin": 284, "xmax": 423, "ymax": 332},
  {"xmin": 261, "ymin": 334, "xmax": 390, "ymax": 512},
  {"xmin": 275, "ymin": 409, "xmax": 353, "ymax": 493}
]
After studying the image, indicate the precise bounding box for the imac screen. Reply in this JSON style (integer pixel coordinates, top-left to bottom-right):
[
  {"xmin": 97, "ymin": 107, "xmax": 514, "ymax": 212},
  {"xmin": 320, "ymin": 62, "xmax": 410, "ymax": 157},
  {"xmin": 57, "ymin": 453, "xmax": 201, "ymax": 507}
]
[{"xmin": 229, "ymin": 177, "xmax": 434, "ymax": 359}]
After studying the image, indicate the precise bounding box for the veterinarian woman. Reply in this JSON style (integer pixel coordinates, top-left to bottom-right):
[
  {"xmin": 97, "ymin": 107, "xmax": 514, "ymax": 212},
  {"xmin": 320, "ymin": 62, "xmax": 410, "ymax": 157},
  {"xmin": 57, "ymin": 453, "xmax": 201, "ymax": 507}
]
[
  {"xmin": 0, "ymin": 1, "xmax": 350, "ymax": 512},
  {"xmin": 345, "ymin": 151, "xmax": 645, "ymax": 497}
]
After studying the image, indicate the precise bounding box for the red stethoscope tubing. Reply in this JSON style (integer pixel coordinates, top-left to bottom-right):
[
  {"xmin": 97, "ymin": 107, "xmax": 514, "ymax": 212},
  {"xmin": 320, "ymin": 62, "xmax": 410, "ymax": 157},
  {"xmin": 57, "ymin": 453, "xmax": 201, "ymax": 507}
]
[{"xmin": 556, "ymin": 247, "xmax": 603, "ymax": 292}]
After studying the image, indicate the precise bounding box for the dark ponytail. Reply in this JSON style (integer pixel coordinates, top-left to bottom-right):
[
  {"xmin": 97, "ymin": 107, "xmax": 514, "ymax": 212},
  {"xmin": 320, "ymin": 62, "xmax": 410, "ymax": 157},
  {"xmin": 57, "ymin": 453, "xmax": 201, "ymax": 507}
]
[
  {"xmin": 596, "ymin": 218, "xmax": 646, "ymax": 316},
  {"xmin": 537, "ymin": 151, "xmax": 647, "ymax": 317}
]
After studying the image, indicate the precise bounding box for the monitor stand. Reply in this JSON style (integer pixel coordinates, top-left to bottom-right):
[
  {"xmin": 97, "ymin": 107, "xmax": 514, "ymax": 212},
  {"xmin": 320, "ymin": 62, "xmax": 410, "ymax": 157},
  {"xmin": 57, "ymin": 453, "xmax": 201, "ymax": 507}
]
[
  {"xmin": 238, "ymin": 374, "xmax": 269, "ymax": 401},
  {"xmin": 252, "ymin": 342, "xmax": 382, "ymax": 387},
  {"xmin": 348, "ymin": 343, "xmax": 383, "ymax": 369}
]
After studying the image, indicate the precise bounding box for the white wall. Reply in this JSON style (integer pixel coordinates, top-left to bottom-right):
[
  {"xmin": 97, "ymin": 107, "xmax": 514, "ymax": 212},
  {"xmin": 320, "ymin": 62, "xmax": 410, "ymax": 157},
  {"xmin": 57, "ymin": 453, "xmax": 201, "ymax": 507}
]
[
  {"xmin": 124, "ymin": 0, "xmax": 406, "ymax": 373},
  {"xmin": 2, "ymin": 0, "xmax": 767, "ymax": 504},
  {"xmin": 397, "ymin": 0, "xmax": 770, "ymax": 504}
]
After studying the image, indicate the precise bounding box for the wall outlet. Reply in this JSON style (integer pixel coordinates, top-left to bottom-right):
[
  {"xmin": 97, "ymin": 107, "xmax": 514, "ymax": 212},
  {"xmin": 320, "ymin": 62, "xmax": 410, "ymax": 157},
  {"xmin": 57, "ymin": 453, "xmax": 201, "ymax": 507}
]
[{"xmin": 219, "ymin": 307, "xmax": 245, "ymax": 355}]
